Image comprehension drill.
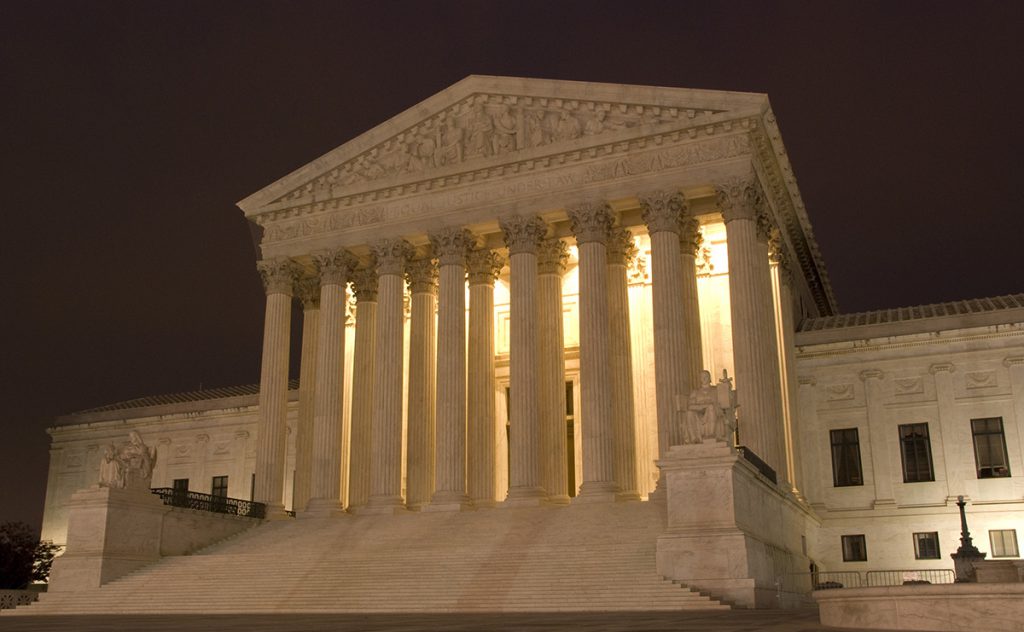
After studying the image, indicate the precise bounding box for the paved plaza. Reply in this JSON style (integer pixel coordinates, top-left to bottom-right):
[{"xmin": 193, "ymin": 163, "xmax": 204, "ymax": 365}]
[{"xmin": 0, "ymin": 609, "xmax": 905, "ymax": 632}]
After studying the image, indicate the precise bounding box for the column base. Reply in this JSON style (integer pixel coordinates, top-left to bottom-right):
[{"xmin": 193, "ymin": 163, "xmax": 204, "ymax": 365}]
[
  {"xmin": 615, "ymin": 491, "xmax": 642, "ymax": 502},
  {"xmin": 301, "ymin": 499, "xmax": 346, "ymax": 518},
  {"xmin": 544, "ymin": 494, "xmax": 571, "ymax": 505},
  {"xmin": 263, "ymin": 504, "xmax": 293, "ymax": 520},
  {"xmin": 423, "ymin": 491, "xmax": 473, "ymax": 512},
  {"xmin": 358, "ymin": 495, "xmax": 406, "ymax": 515},
  {"xmin": 574, "ymin": 481, "xmax": 619, "ymax": 504},
  {"xmin": 648, "ymin": 475, "xmax": 667, "ymax": 502},
  {"xmin": 502, "ymin": 486, "xmax": 546, "ymax": 507}
]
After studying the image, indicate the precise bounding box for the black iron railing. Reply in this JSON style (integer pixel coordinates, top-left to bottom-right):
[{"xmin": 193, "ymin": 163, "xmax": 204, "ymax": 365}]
[
  {"xmin": 736, "ymin": 446, "xmax": 778, "ymax": 484},
  {"xmin": 151, "ymin": 488, "xmax": 266, "ymax": 519}
]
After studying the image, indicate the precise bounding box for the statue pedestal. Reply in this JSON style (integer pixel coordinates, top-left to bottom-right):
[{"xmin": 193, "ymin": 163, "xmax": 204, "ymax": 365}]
[
  {"xmin": 48, "ymin": 486, "xmax": 169, "ymax": 592},
  {"xmin": 655, "ymin": 442, "xmax": 814, "ymax": 608}
]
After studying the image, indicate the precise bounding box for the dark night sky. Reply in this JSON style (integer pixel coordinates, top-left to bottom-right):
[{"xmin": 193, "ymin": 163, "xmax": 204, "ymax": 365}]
[{"xmin": 2, "ymin": 1, "xmax": 1021, "ymax": 533}]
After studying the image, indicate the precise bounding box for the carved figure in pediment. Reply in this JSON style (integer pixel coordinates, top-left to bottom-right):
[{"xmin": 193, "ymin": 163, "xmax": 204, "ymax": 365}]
[
  {"xmin": 407, "ymin": 133, "xmax": 436, "ymax": 172},
  {"xmin": 491, "ymin": 104, "xmax": 518, "ymax": 155},
  {"xmin": 435, "ymin": 123, "xmax": 464, "ymax": 166},
  {"xmin": 526, "ymin": 110, "xmax": 549, "ymax": 148},
  {"xmin": 554, "ymin": 111, "xmax": 581, "ymax": 142},
  {"xmin": 584, "ymin": 110, "xmax": 607, "ymax": 136},
  {"xmin": 464, "ymin": 106, "xmax": 493, "ymax": 158}
]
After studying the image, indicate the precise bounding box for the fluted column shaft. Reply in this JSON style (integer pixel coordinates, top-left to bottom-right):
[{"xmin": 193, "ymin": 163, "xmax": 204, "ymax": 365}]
[
  {"xmin": 537, "ymin": 238, "xmax": 570, "ymax": 503},
  {"xmin": 254, "ymin": 258, "xmax": 301, "ymax": 515},
  {"xmin": 500, "ymin": 215, "xmax": 548, "ymax": 503},
  {"xmin": 770, "ymin": 237, "xmax": 799, "ymax": 494},
  {"xmin": 640, "ymin": 191, "xmax": 690, "ymax": 459},
  {"xmin": 680, "ymin": 217, "xmax": 705, "ymax": 391},
  {"xmin": 429, "ymin": 228, "xmax": 473, "ymax": 510},
  {"xmin": 718, "ymin": 178, "xmax": 786, "ymax": 474},
  {"xmin": 405, "ymin": 260, "xmax": 437, "ymax": 510},
  {"xmin": 347, "ymin": 268, "xmax": 378, "ymax": 509},
  {"xmin": 467, "ymin": 249, "xmax": 503, "ymax": 505},
  {"xmin": 607, "ymin": 229, "xmax": 639, "ymax": 500},
  {"xmin": 367, "ymin": 240, "xmax": 413, "ymax": 511},
  {"xmin": 293, "ymin": 279, "xmax": 320, "ymax": 513},
  {"xmin": 306, "ymin": 250, "xmax": 355, "ymax": 515},
  {"xmin": 568, "ymin": 202, "xmax": 618, "ymax": 502}
]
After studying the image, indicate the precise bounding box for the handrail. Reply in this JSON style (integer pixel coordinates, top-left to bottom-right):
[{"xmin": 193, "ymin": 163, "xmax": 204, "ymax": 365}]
[
  {"xmin": 789, "ymin": 568, "xmax": 956, "ymax": 594},
  {"xmin": 150, "ymin": 488, "xmax": 266, "ymax": 519},
  {"xmin": 865, "ymin": 569, "xmax": 955, "ymax": 586},
  {"xmin": 735, "ymin": 446, "xmax": 778, "ymax": 484}
]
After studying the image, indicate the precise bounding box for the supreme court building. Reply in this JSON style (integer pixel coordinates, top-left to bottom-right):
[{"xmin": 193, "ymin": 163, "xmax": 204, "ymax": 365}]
[{"xmin": 39, "ymin": 77, "xmax": 1024, "ymax": 601}]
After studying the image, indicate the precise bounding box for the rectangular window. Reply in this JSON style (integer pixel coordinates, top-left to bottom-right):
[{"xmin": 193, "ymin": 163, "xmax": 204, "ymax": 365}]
[
  {"xmin": 899, "ymin": 423, "xmax": 935, "ymax": 483},
  {"xmin": 172, "ymin": 478, "xmax": 189, "ymax": 492},
  {"xmin": 211, "ymin": 475, "xmax": 228, "ymax": 498},
  {"xmin": 842, "ymin": 534, "xmax": 867, "ymax": 562},
  {"xmin": 972, "ymin": 418, "xmax": 1011, "ymax": 478},
  {"xmin": 830, "ymin": 428, "xmax": 864, "ymax": 487},
  {"xmin": 990, "ymin": 530, "xmax": 1019, "ymax": 558},
  {"xmin": 913, "ymin": 532, "xmax": 941, "ymax": 560}
]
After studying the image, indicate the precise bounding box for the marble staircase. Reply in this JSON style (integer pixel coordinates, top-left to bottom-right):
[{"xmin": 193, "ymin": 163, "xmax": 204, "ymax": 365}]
[{"xmin": 13, "ymin": 501, "xmax": 726, "ymax": 614}]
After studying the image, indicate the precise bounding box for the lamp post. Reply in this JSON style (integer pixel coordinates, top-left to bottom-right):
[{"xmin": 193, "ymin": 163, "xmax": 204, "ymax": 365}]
[{"xmin": 950, "ymin": 495, "xmax": 986, "ymax": 582}]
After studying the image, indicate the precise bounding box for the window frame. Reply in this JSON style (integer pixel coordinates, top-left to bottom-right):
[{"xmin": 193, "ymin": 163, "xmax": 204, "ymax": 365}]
[
  {"xmin": 913, "ymin": 531, "xmax": 941, "ymax": 560},
  {"xmin": 990, "ymin": 529, "xmax": 1020, "ymax": 558},
  {"xmin": 211, "ymin": 475, "xmax": 229, "ymax": 498},
  {"xmin": 971, "ymin": 417, "xmax": 1011, "ymax": 479},
  {"xmin": 841, "ymin": 534, "xmax": 868, "ymax": 562},
  {"xmin": 898, "ymin": 422, "xmax": 935, "ymax": 483},
  {"xmin": 830, "ymin": 428, "xmax": 864, "ymax": 487}
]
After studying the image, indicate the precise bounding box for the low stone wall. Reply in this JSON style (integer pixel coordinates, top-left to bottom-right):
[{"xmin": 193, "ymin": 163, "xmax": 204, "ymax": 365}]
[
  {"xmin": 815, "ymin": 583, "xmax": 1024, "ymax": 632},
  {"xmin": 0, "ymin": 590, "xmax": 40, "ymax": 610},
  {"xmin": 160, "ymin": 506, "xmax": 259, "ymax": 557}
]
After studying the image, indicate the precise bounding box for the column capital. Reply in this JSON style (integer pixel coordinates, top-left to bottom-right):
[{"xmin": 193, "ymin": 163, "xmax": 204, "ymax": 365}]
[
  {"xmin": 466, "ymin": 249, "xmax": 505, "ymax": 286},
  {"xmin": 768, "ymin": 228, "xmax": 793, "ymax": 286},
  {"xmin": 371, "ymin": 239, "xmax": 414, "ymax": 276},
  {"xmin": 405, "ymin": 258, "xmax": 438, "ymax": 295},
  {"xmin": 429, "ymin": 227, "xmax": 475, "ymax": 266},
  {"xmin": 859, "ymin": 369, "xmax": 885, "ymax": 382},
  {"xmin": 257, "ymin": 257, "xmax": 303, "ymax": 296},
  {"xmin": 537, "ymin": 238, "xmax": 570, "ymax": 274},
  {"xmin": 716, "ymin": 176, "xmax": 773, "ymax": 241},
  {"xmin": 296, "ymin": 276, "xmax": 321, "ymax": 309},
  {"xmin": 351, "ymin": 267, "xmax": 379, "ymax": 302},
  {"xmin": 312, "ymin": 248, "xmax": 358, "ymax": 287},
  {"xmin": 929, "ymin": 362, "xmax": 956, "ymax": 375},
  {"xmin": 639, "ymin": 190, "xmax": 686, "ymax": 235},
  {"xmin": 679, "ymin": 216, "xmax": 703, "ymax": 256},
  {"xmin": 1004, "ymin": 356, "xmax": 1024, "ymax": 369},
  {"xmin": 567, "ymin": 201, "xmax": 613, "ymax": 245},
  {"xmin": 606, "ymin": 229, "xmax": 637, "ymax": 266},
  {"xmin": 500, "ymin": 215, "xmax": 548, "ymax": 254}
]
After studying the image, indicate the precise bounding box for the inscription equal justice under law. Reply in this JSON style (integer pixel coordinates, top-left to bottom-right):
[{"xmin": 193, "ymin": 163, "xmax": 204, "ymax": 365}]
[{"xmin": 261, "ymin": 133, "xmax": 751, "ymax": 245}]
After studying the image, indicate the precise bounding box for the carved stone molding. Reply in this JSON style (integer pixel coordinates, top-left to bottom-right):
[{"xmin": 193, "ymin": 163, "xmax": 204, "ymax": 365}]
[
  {"xmin": 537, "ymin": 238, "xmax": 570, "ymax": 275},
  {"xmin": 606, "ymin": 229, "xmax": 637, "ymax": 266},
  {"xmin": 195, "ymin": 434, "xmax": 210, "ymax": 445},
  {"xmin": 429, "ymin": 227, "xmax": 474, "ymax": 266},
  {"xmin": 768, "ymin": 227, "xmax": 793, "ymax": 286},
  {"xmin": 351, "ymin": 266, "xmax": 380, "ymax": 302},
  {"xmin": 715, "ymin": 175, "xmax": 758, "ymax": 223},
  {"xmin": 313, "ymin": 248, "xmax": 358, "ymax": 286},
  {"xmin": 1004, "ymin": 356, "xmax": 1024, "ymax": 369},
  {"xmin": 296, "ymin": 276, "xmax": 321, "ymax": 309},
  {"xmin": 257, "ymin": 257, "xmax": 303, "ymax": 296},
  {"xmin": 405, "ymin": 258, "xmax": 439, "ymax": 295},
  {"xmin": 466, "ymin": 249, "xmax": 505, "ymax": 286},
  {"xmin": 797, "ymin": 375, "xmax": 817, "ymax": 387},
  {"xmin": 567, "ymin": 201, "xmax": 613, "ymax": 245},
  {"xmin": 859, "ymin": 369, "xmax": 885, "ymax": 382},
  {"xmin": 157, "ymin": 437, "xmax": 173, "ymax": 446},
  {"xmin": 371, "ymin": 239, "xmax": 414, "ymax": 276},
  {"xmin": 234, "ymin": 430, "xmax": 250, "ymax": 440},
  {"xmin": 639, "ymin": 190, "xmax": 685, "ymax": 235},
  {"xmin": 500, "ymin": 215, "xmax": 548, "ymax": 255},
  {"xmin": 679, "ymin": 216, "xmax": 702, "ymax": 256},
  {"xmin": 928, "ymin": 363, "xmax": 956, "ymax": 375}
]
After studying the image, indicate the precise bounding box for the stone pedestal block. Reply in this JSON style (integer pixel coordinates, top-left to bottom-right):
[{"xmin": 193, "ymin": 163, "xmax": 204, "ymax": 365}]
[
  {"xmin": 48, "ymin": 486, "xmax": 170, "ymax": 592},
  {"xmin": 655, "ymin": 443, "xmax": 812, "ymax": 608}
]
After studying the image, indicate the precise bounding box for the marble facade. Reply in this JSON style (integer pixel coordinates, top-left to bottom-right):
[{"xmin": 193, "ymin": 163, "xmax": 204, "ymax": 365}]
[{"xmin": 38, "ymin": 78, "xmax": 1023, "ymax": 598}]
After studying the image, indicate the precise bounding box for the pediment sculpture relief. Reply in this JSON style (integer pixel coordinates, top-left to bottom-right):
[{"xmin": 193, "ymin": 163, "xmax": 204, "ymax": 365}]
[
  {"xmin": 98, "ymin": 431, "xmax": 156, "ymax": 490},
  {"xmin": 676, "ymin": 370, "xmax": 738, "ymax": 445},
  {"xmin": 277, "ymin": 94, "xmax": 722, "ymax": 203}
]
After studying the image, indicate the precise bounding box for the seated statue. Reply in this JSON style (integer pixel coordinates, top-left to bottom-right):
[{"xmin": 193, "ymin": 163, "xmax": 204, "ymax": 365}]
[
  {"xmin": 678, "ymin": 369, "xmax": 738, "ymax": 445},
  {"xmin": 98, "ymin": 431, "xmax": 156, "ymax": 490}
]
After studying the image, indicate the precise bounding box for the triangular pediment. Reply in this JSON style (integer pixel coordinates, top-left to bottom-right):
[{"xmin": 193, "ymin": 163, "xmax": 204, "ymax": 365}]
[{"xmin": 238, "ymin": 76, "xmax": 768, "ymax": 216}]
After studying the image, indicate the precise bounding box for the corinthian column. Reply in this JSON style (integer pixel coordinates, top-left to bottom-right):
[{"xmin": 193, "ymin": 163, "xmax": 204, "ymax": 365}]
[
  {"xmin": 404, "ymin": 258, "xmax": 437, "ymax": 510},
  {"xmin": 467, "ymin": 248, "xmax": 504, "ymax": 506},
  {"xmin": 607, "ymin": 228, "xmax": 639, "ymax": 501},
  {"xmin": 568, "ymin": 202, "xmax": 619, "ymax": 502},
  {"xmin": 292, "ymin": 277, "xmax": 320, "ymax": 514},
  {"xmin": 305, "ymin": 249, "xmax": 356, "ymax": 516},
  {"xmin": 537, "ymin": 238, "xmax": 570, "ymax": 503},
  {"xmin": 639, "ymin": 191, "xmax": 690, "ymax": 464},
  {"xmin": 679, "ymin": 216, "xmax": 705, "ymax": 391},
  {"xmin": 365, "ymin": 239, "xmax": 413, "ymax": 513},
  {"xmin": 717, "ymin": 176, "xmax": 786, "ymax": 475},
  {"xmin": 253, "ymin": 257, "xmax": 301, "ymax": 517},
  {"xmin": 347, "ymin": 266, "xmax": 378, "ymax": 509},
  {"xmin": 427, "ymin": 228, "xmax": 473, "ymax": 511},
  {"xmin": 499, "ymin": 215, "xmax": 548, "ymax": 504},
  {"xmin": 769, "ymin": 231, "xmax": 799, "ymax": 495}
]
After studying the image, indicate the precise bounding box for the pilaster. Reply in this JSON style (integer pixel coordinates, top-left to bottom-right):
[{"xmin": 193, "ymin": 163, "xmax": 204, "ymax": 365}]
[
  {"xmin": 860, "ymin": 369, "xmax": 895, "ymax": 507},
  {"xmin": 930, "ymin": 362, "xmax": 962, "ymax": 502}
]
